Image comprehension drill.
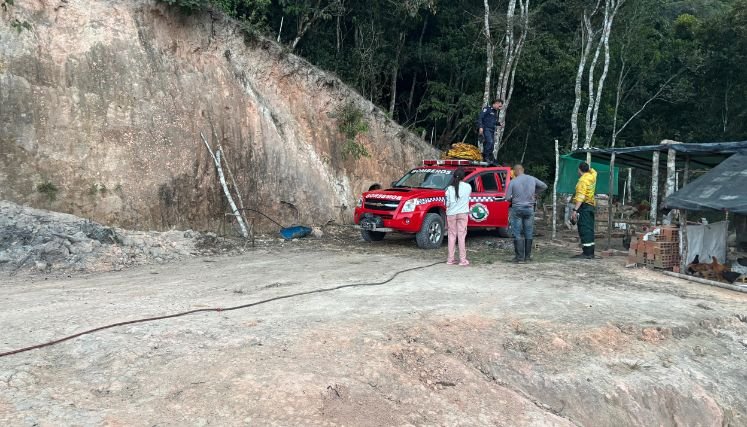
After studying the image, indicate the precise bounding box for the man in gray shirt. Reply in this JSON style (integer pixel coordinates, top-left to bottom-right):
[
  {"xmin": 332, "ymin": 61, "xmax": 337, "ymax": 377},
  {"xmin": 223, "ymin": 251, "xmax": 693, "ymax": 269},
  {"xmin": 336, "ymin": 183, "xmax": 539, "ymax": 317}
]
[{"xmin": 505, "ymin": 164, "xmax": 548, "ymax": 262}]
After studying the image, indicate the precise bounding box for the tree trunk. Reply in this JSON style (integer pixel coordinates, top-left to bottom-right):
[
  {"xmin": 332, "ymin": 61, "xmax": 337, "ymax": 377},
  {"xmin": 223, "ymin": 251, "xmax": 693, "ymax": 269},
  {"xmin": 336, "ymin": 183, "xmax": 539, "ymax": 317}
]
[
  {"xmin": 571, "ymin": 11, "xmax": 595, "ymax": 151},
  {"xmin": 407, "ymin": 73, "xmax": 417, "ymax": 114},
  {"xmin": 493, "ymin": 0, "xmax": 530, "ymax": 156},
  {"xmin": 520, "ymin": 127, "xmax": 530, "ymax": 163},
  {"xmin": 583, "ymin": 21, "xmax": 604, "ymax": 148},
  {"xmin": 389, "ymin": 32, "xmax": 405, "ymax": 117},
  {"xmin": 290, "ymin": 0, "xmax": 329, "ymax": 51},
  {"xmin": 482, "ymin": 0, "xmax": 493, "ymax": 105},
  {"xmin": 201, "ymin": 132, "xmax": 248, "ymax": 239},
  {"xmin": 722, "ymin": 79, "xmax": 731, "ymax": 134},
  {"xmin": 336, "ymin": 14, "xmax": 341, "ymax": 52},
  {"xmin": 277, "ymin": 16, "xmax": 284, "ymax": 43},
  {"xmin": 584, "ymin": 0, "xmax": 624, "ymax": 149}
]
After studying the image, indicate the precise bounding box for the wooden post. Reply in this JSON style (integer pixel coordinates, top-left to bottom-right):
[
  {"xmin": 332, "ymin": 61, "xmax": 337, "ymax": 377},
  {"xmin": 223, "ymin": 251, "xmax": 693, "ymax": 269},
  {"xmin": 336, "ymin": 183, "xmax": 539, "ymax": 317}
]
[
  {"xmin": 552, "ymin": 139, "xmax": 559, "ymax": 240},
  {"xmin": 665, "ymin": 147, "xmax": 677, "ymax": 196},
  {"xmin": 679, "ymin": 156, "xmax": 690, "ymax": 272},
  {"xmin": 663, "ymin": 146, "xmax": 677, "ymax": 225},
  {"xmin": 725, "ymin": 210, "xmax": 730, "ymax": 262},
  {"xmin": 627, "ymin": 168, "xmax": 632, "ymax": 204},
  {"xmin": 650, "ymin": 150, "xmax": 660, "ymax": 226},
  {"xmin": 607, "ymin": 152, "xmax": 615, "ymax": 249}
]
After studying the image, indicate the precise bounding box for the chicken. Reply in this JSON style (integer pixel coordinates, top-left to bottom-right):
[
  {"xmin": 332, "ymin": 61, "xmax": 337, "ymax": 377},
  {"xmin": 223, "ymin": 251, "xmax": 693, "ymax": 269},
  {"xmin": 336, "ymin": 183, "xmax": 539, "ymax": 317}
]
[{"xmin": 687, "ymin": 255, "xmax": 733, "ymax": 283}]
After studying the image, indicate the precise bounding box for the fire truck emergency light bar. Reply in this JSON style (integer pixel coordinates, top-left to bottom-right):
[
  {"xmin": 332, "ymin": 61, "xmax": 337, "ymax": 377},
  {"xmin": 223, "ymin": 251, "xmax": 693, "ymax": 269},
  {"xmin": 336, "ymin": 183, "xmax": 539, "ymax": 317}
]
[{"xmin": 422, "ymin": 159, "xmax": 488, "ymax": 166}]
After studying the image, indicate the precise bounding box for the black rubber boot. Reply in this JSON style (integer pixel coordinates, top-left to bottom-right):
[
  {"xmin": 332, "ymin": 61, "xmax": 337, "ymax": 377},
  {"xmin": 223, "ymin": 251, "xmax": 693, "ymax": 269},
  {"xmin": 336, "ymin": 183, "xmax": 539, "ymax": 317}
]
[
  {"xmin": 525, "ymin": 239, "xmax": 533, "ymax": 262},
  {"xmin": 512, "ymin": 239, "xmax": 525, "ymax": 263},
  {"xmin": 572, "ymin": 246, "xmax": 593, "ymax": 259}
]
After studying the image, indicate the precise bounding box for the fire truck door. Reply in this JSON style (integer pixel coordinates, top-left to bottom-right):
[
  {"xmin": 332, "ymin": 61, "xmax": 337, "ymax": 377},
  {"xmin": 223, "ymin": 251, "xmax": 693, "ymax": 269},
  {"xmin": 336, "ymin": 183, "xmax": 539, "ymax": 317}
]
[{"xmin": 468, "ymin": 171, "xmax": 509, "ymax": 228}]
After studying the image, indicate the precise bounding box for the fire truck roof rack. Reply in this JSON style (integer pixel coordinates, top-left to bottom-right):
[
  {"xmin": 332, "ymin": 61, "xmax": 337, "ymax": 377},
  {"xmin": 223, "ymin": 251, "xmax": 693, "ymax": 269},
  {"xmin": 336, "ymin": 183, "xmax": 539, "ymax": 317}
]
[{"xmin": 422, "ymin": 159, "xmax": 490, "ymax": 167}]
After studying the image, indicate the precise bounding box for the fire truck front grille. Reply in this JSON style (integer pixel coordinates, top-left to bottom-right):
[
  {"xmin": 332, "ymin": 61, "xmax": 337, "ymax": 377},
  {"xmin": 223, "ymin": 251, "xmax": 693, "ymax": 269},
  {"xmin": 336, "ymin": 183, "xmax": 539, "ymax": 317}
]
[{"xmin": 364, "ymin": 199, "xmax": 400, "ymax": 211}]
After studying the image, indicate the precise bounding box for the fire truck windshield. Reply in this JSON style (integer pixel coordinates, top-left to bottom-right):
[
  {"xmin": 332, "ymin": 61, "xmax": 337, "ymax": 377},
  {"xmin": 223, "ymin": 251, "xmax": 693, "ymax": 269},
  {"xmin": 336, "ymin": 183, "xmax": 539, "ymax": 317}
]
[{"xmin": 393, "ymin": 169, "xmax": 453, "ymax": 189}]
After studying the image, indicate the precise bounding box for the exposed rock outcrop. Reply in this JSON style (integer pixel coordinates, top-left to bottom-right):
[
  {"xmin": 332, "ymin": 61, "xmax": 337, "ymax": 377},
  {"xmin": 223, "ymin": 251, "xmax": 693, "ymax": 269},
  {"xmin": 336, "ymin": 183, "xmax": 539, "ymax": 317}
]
[
  {"xmin": 0, "ymin": 200, "xmax": 241, "ymax": 274},
  {"xmin": 0, "ymin": 0, "xmax": 435, "ymax": 231}
]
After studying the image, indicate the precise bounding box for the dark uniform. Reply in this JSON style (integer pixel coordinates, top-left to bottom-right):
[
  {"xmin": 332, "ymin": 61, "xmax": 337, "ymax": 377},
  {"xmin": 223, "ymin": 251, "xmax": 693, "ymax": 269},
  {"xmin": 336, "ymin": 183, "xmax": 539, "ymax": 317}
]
[{"xmin": 477, "ymin": 105, "xmax": 500, "ymax": 163}]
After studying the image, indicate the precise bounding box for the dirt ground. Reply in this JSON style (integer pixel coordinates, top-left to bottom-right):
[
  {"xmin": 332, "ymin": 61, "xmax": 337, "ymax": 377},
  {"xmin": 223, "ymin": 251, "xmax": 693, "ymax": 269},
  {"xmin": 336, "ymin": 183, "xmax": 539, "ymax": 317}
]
[{"xmin": 2, "ymin": 228, "xmax": 747, "ymax": 426}]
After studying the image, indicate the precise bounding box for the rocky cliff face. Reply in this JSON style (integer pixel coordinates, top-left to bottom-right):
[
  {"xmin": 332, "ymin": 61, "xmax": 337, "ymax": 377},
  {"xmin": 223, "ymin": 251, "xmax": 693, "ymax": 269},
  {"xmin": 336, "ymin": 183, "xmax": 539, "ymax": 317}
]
[{"xmin": 0, "ymin": 0, "xmax": 435, "ymax": 231}]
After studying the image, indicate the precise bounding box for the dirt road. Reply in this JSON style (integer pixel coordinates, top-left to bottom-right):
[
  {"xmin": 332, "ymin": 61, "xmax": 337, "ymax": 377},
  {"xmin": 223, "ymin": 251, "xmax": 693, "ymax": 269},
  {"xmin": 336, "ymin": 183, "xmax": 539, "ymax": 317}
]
[{"xmin": 2, "ymin": 241, "xmax": 746, "ymax": 426}]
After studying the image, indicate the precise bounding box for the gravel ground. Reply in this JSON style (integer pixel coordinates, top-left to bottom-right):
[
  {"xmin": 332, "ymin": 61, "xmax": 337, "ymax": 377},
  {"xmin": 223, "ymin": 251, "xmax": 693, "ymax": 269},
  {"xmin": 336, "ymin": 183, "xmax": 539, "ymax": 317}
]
[{"xmin": 2, "ymin": 236, "xmax": 747, "ymax": 426}]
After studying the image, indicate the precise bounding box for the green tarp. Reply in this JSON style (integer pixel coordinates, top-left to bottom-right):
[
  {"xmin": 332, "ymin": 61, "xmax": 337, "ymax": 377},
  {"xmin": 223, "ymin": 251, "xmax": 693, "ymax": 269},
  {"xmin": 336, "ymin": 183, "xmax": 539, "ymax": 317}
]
[{"xmin": 557, "ymin": 155, "xmax": 619, "ymax": 195}]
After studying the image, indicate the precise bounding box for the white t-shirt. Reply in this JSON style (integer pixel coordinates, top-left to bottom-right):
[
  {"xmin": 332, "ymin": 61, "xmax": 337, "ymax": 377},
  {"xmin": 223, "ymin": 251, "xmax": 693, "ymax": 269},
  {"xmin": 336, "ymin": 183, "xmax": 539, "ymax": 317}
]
[{"xmin": 445, "ymin": 182, "xmax": 472, "ymax": 216}]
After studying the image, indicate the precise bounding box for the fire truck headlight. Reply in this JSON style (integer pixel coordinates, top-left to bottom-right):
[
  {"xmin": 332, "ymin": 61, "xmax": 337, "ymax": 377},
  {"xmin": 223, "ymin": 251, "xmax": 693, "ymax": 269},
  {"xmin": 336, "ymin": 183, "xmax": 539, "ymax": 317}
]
[
  {"xmin": 401, "ymin": 199, "xmax": 418, "ymax": 213},
  {"xmin": 356, "ymin": 197, "xmax": 363, "ymax": 208}
]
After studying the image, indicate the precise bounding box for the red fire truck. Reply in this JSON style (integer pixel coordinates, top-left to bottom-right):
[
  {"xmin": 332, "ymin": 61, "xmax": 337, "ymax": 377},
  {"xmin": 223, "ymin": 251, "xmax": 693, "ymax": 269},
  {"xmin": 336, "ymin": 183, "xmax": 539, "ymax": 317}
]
[{"xmin": 354, "ymin": 159, "xmax": 513, "ymax": 249}]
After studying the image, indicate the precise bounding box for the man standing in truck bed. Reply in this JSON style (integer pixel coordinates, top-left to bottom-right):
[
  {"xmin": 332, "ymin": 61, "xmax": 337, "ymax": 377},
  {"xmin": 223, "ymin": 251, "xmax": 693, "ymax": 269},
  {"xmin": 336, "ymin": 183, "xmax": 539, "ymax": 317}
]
[
  {"xmin": 505, "ymin": 164, "xmax": 547, "ymax": 262},
  {"xmin": 477, "ymin": 99, "xmax": 503, "ymax": 164}
]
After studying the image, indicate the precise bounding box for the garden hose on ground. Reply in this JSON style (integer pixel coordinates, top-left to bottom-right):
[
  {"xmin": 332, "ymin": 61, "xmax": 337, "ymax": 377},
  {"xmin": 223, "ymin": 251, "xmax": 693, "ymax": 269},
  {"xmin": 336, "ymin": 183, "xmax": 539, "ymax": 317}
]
[{"xmin": 0, "ymin": 261, "xmax": 443, "ymax": 358}]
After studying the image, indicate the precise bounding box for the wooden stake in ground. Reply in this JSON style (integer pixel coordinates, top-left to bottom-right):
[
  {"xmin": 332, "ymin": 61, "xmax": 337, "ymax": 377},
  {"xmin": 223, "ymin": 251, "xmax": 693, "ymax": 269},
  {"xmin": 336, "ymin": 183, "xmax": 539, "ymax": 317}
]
[
  {"xmin": 607, "ymin": 152, "xmax": 615, "ymax": 249},
  {"xmin": 201, "ymin": 132, "xmax": 249, "ymax": 239},
  {"xmin": 679, "ymin": 156, "xmax": 690, "ymax": 272},
  {"xmin": 552, "ymin": 139, "xmax": 559, "ymax": 240}
]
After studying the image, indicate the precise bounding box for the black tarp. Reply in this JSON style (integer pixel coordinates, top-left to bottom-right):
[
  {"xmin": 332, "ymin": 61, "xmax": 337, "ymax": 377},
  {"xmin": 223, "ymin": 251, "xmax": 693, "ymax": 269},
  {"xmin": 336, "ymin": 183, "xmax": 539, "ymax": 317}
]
[
  {"xmin": 665, "ymin": 152, "xmax": 747, "ymax": 214},
  {"xmin": 571, "ymin": 140, "xmax": 747, "ymax": 170}
]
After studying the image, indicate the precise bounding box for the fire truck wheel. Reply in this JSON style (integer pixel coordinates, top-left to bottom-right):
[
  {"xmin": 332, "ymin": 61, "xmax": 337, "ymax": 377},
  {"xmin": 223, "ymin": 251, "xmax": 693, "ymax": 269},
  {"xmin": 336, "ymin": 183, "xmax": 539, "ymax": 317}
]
[
  {"xmin": 416, "ymin": 213, "xmax": 445, "ymax": 249},
  {"xmin": 361, "ymin": 229, "xmax": 386, "ymax": 242},
  {"xmin": 496, "ymin": 227, "xmax": 511, "ymax": 238}
]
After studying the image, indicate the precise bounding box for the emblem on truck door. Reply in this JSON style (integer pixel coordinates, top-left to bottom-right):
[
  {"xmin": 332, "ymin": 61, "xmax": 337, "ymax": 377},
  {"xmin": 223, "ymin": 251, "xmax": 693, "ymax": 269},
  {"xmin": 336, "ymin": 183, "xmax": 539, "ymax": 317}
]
[{"xmin": 470, "ymin": 203, "xmax": 489, "ymax": 222}]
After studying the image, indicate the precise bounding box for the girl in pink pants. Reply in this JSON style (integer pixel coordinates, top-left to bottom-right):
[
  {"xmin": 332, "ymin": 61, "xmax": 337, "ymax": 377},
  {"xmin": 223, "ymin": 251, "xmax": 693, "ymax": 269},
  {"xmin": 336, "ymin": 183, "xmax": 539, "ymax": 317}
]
[{"xmin": 445, "ymin": 168, "xmax": 472, "ymax": 266}]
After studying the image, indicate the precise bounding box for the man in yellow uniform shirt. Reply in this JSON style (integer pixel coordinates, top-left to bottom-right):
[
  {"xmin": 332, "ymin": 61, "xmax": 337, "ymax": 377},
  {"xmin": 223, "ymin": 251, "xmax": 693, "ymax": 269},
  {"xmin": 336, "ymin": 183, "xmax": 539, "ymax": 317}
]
[{"xmin": 570, "ymin": 162, "xmax": 597, "ymax": 259}]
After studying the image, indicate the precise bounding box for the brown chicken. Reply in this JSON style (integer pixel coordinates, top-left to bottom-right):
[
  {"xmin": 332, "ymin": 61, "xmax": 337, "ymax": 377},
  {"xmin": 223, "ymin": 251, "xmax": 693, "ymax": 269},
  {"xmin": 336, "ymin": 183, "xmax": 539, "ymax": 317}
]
[{"xmin": 687, "ymin": 255, "xmax": 733, "ymax": 282}]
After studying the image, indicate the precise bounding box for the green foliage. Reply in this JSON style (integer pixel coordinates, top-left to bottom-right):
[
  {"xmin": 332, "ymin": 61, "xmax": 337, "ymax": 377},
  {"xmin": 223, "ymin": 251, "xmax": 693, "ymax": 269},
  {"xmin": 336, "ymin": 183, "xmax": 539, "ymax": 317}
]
[
  {"xmin": 3, "ymin": 0, "xmax": 32, "ymax": 33},
  {"xmin": 160, "ymin": 0, "xmax": 209, "ymax": 11},
  {"xmin": 333, "ymin": 101, "xmax": 370, "ymax": 160},
  {"xmin": 154, "ymin": 0, "xmax": 746, "ymax": 177},
  {"xmin": 674, "ymin": 14, "xmax": 699, "ymax": 39},
  {"xmin": 37, "ymin": 181, "xmax": 59, "ymax": 201},
  {"xmin": 10, "ymin": 18, "xmax": 31, "ymax": 33}
]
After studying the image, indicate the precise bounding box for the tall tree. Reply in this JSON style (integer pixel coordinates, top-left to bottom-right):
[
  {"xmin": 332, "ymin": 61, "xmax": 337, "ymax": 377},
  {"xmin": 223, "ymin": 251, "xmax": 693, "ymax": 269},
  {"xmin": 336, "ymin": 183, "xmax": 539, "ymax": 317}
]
[
  {"xmin": 280, "ymin": 0, "xmax": 343, "ymax": 50},
  {"xmin": 570, "ymin": 0, "xmax": 624, "ymax": 151},
  {"xmin": 489, "ymin": 0, "xmax": 530, "ymax": 155}
]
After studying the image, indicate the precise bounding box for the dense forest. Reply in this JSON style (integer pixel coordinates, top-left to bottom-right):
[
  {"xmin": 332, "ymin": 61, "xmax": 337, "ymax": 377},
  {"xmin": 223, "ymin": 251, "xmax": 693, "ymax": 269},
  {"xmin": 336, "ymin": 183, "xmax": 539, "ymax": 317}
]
[{"xmin": 166, "ymin": 0, "xmax": 746, "ymax": 180}]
